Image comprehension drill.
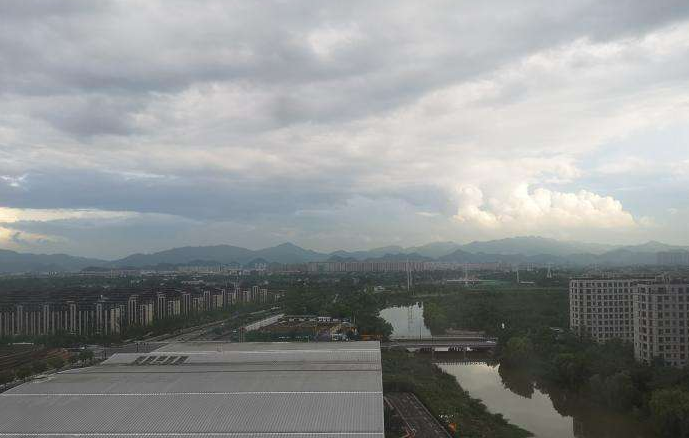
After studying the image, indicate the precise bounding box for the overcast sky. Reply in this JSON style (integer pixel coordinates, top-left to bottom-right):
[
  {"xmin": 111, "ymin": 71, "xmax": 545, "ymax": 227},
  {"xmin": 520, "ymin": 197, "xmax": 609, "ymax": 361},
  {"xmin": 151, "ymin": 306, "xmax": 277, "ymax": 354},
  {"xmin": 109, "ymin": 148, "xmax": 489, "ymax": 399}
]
[{"xmin": 1, "ymin": 0, "xmax": 689, "ymax": 258}]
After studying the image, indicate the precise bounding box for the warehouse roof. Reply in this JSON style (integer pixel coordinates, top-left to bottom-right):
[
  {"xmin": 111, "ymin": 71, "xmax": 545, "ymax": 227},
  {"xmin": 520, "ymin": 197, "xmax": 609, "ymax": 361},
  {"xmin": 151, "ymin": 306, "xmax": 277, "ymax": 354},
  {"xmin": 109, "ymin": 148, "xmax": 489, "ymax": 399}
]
[{"xmin": 0, "ymin": 341, "xmax": 383, "ymax": 437}]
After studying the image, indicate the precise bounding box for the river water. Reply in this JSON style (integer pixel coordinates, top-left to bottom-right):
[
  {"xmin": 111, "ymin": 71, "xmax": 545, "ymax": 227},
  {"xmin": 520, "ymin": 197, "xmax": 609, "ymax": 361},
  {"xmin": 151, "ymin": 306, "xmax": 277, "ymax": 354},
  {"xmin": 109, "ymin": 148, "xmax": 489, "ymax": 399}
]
[
  {"xmin": 379, "ymin": 302, "xmax": 431, "ymax": 339},
  {"xmin": 380, "ymin": 303, "xmax": 656, "ymax": 438}
]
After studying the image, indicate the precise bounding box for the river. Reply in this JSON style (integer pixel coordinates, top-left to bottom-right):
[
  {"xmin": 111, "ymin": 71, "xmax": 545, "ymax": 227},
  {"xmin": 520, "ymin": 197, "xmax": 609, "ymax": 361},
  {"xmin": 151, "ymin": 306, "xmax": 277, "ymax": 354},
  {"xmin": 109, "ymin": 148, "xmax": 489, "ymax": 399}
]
[{"xmin": 380, "ymin": 303, "xmax": 656, "ymax": 438}]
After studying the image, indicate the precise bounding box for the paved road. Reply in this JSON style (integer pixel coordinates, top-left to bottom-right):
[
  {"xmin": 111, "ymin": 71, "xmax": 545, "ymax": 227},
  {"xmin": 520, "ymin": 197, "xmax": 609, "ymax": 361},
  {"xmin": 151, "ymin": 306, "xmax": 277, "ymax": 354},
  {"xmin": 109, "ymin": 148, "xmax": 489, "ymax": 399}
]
[
  {"xmin": 89, "ymin": 342, "xmax": 167, "ymax": 359},
  {"xmin": 386, "ymin": 392, "xmax": 452, "ymax": 437}
]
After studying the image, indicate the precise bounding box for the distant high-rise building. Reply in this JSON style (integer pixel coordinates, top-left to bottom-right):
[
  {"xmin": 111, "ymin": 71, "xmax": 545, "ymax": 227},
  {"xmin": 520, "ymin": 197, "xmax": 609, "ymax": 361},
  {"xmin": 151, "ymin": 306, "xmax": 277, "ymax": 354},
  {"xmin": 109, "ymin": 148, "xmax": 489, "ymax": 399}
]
[
  {"xmin": 0, "ymin": 285, "xmax": 280, "ymax": 338},
  {"xmin": 657, "ymin": 251, "xmax": 689, "ymax": 266}
]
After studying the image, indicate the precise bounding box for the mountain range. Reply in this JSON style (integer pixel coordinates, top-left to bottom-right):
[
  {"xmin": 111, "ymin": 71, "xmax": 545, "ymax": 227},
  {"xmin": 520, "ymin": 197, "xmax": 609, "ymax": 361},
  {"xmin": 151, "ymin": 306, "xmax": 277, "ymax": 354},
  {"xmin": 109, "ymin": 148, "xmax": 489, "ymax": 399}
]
[{"xmin": 0, "ymin": 236, "xmax": 688, "ymax": 274}]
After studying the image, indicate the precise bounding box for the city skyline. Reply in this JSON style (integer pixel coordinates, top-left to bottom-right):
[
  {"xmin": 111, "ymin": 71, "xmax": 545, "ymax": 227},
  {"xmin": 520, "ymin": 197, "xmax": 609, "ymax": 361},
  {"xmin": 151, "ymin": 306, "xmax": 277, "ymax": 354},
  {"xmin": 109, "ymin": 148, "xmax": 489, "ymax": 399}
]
[{"xmin": 1, "ymin": 1, "xmax": 689, "ymax": 258}]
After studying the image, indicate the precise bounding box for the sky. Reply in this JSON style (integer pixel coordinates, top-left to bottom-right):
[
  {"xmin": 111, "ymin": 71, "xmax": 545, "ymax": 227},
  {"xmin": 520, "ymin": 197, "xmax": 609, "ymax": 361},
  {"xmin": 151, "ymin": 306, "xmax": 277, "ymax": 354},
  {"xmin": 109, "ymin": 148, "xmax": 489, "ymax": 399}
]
[{"xmin": 1, "ymin": 0, "xmax": 689, "ymax": 259}]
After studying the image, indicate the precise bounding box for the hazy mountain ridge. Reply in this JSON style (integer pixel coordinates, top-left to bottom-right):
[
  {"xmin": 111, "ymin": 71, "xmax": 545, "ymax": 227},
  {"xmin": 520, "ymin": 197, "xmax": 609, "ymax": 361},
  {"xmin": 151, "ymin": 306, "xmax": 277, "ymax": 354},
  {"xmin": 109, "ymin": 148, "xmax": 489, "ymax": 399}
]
[
  {"xmin": 0, "ymin": 249, "xmax": 108, "ymax": 273},
  {"xmin": 1, "ymin": 237, "xmax": 687, "ymax": 273},
  {"xmin": 458, "ymin": 236, "xmax": 616, "ymax": 256}
]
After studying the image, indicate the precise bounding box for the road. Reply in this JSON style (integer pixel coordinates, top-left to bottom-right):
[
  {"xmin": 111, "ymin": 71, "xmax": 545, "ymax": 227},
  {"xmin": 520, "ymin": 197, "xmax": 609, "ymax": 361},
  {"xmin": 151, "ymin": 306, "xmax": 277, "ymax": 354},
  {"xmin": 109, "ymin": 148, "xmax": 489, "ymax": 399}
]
[
  {"xmin": 386, "ymin": 392, "xmax": 452, "ymax": 437},
  {"xmin": 87, "ymin": 309, "xmax": 286, "ymax": 359},
  {"xmin": 89, "ymin": 341, "xmax": 167, "ymax": 359}
]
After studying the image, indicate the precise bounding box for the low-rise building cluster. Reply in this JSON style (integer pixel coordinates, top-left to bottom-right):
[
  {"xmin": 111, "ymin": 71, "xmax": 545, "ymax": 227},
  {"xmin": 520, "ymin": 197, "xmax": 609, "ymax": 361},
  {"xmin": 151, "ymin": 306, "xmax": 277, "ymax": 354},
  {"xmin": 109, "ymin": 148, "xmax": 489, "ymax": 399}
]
[
  {"xmin": 307, "ymin": 261, "xmax": 503, "ymax": 273},
  {"xmin": 250, "ymin": 314, "xmax": 357, "ymax": 341},
  {"xmin": 570, "ymin": 275, "xmax": 689, "ymax": 367},
  {"xmin": 0, "ymin": 285, "xmax": 279, "ymax": 338}
]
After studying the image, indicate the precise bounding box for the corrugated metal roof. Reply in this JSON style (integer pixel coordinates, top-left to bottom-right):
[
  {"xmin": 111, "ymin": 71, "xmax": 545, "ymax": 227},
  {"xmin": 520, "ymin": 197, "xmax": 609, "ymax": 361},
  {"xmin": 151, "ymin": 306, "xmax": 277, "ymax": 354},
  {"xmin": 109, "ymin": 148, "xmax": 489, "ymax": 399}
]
[
  {"xmin": 0, "ymin": 434, "xmax": 382, "ymax": 437},
  {"xmin": 102, "ymin": 348, "xmax": 380, "ymax": 366},
  {"xmin": 154, "ymin": 340, "xmax": 381, "ymax": 352},
  {"xmin": 0, "ymin": 342, "xmax": 384, "ymax": 436},
  {"xmin": 11, "ymin": 368, "xmax": 382, "ymax": 394}
]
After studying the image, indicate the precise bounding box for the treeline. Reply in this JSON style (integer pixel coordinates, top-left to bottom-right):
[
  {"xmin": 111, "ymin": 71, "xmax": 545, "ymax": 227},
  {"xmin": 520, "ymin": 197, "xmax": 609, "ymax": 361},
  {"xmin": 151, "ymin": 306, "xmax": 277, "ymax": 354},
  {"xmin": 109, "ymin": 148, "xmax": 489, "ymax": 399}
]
[
  {"xmin": 0, "ymin": 346, "xmax": 94, "ymax": 387},
  {"xmin": 423, "ymin": 287, "xmax": 569, "ymax": 335},
  {"xmin": 282, "ymin": 279, "xmax": 393, "ymax": 339}
]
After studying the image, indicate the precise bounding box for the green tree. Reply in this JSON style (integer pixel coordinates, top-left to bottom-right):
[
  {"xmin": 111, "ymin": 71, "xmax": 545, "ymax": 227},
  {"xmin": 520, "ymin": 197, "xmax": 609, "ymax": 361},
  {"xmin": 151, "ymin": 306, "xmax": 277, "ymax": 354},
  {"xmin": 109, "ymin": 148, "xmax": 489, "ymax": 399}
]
[
  {"xmin": 650, "ymin": 388, "xmax": 689, "ymax": 437},
  {"xmin": 423, "ymin": 302, "xmax": 449, "ymax": 334},
  {"xmin": 588, "ymin": 371, "xmax": 639, "ymax": 410},
  {"xmin": 47, "ymin": 356, "xmax": 65, "ymax": 370},
  {"xmin": 551, "ymin": 353, "xmax": 588, "ymax": 388},
  {"xmin": 502, "ymin": 336, "xmax": 534, "ymax": 366},
  {"xmin": 78, "ymin": 349, "xmax": 94, "ymax": 363},
  {"xmin": 31, "ymin": 361, "xmax": 48, "ymax": 374},
  {"xmin": 0, "ymin": 370, "xmax": 15, "ymax": 385},
  {"xmin": 15, "ymin": 366, "xmax": 32, "ymax": 380}
]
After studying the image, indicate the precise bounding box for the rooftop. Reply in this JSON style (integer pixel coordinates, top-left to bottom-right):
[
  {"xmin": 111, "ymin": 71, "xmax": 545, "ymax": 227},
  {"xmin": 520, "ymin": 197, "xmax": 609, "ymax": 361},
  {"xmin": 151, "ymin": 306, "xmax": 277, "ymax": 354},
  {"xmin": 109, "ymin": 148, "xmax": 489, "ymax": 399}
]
[{"xmin": 0, "ymin": 341, "xmax": 384, "ymax": 437}]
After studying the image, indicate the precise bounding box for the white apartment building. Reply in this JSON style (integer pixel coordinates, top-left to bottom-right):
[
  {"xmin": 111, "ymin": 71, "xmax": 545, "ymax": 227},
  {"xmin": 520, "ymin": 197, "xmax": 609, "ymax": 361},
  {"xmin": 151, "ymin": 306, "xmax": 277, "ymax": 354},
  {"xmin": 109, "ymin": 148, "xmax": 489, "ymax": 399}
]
[
  {"xmin": 569, "ymin": 277, "xmax": 640, "ymax": 343},
  {"xmin": 570, "ymin": 276, "xmax": 689, "ymax": 368},
  {"xmin": 633, "ymin": 282, "xmax": 689, "ymax": 367}
]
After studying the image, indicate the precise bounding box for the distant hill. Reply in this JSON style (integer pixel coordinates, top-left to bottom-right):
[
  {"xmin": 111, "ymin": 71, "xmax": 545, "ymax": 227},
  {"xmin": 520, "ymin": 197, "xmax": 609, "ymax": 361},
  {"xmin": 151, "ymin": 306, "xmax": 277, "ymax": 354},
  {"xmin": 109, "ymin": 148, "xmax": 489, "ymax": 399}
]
[
  {"xmin": 616, "ymin": 241, "xmax": 687, "ymax": 253},
  {"xmin": 2, "ymin": 236, "xmax": 688, "ymax": 273},
  {"xmin": 111, "ymin": 242, "xmax": 328, "ymax": 267},
  {"xmin": 458, "ymin": 236, "xmax": 615, "ymax": 256},
  {"xmin": 329, "ymin": 246, "xmax": 405, "ymax": 260},
  {"xmin": 405, "ymin": 242, "xmax": 463, "ymax": 258},
  {"xmin": 0, "ymin": 249, "xmax": 107, "ymax": 273},
  {"xmin": 113, "ymin": 245, "xmax": 256, "ymax": 267},
  {"xmin": 366, "ymin": 252, "xmax": 434, "ymax": 262},
  {"xmin": 252, "ymin": 243, "xmax": 326, "ymax": 264}
]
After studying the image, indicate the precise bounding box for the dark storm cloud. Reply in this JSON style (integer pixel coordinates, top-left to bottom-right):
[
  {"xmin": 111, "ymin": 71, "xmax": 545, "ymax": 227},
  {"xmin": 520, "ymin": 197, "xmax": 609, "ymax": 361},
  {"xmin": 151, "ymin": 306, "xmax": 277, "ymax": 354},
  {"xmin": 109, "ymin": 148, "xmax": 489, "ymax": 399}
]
[
  {"xmin": 33, "ymin": 95, "xmax": 145, "ymax": 137},
  {"xmin": 0, "ymin": 168, "xmax": 345, "ymax": 220},
  {"xmin": 3, "ymin": 1, "xmax": 689, "ymax": 128},
  {"xmin": 0, "ymin": 165, "xmax": 452, "ymax": 222}
]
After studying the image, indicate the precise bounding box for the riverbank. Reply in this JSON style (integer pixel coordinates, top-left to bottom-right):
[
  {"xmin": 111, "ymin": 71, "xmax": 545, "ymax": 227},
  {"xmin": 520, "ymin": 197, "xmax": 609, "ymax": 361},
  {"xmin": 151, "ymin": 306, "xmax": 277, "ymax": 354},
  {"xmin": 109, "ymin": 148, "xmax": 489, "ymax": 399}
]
[
  {"xmin": 409, "ymin": 287, "xmax": 674, "ymax": 437},
  {"xmin": 382, "ymin": 350, "xmax": 531, "ymax": 438}
]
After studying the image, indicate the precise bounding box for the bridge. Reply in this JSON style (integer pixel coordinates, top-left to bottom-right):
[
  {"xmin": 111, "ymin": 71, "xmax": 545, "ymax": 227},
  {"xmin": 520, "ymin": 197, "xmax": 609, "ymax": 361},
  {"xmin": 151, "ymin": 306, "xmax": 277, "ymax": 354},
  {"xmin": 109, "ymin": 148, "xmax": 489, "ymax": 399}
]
[{"xmin": 383, "ymin": 335, "xmax": 498, "ymax": 352}]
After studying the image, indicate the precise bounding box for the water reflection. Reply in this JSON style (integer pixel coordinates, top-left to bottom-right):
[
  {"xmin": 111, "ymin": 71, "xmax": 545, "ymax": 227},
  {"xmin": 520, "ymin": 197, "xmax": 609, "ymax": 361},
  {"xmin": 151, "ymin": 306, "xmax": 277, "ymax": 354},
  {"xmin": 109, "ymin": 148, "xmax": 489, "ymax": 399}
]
[
  {"xmin": 380, "ymin": 305, "xmax": 656, "ymax": 438},
  {"xmin": 498, "ymin": 363, "xmax": 535, "ymax": 399},
  {"xmin": 440, "ymin": 362, "xmax": 573, "ymax": 438},
  {"xmin": 379, "ymin": 302, "xmax": 431, "ymax": 339},
  {"xmin": 438, "ymin": 360, "xmax": 654, "ymax": 438}
]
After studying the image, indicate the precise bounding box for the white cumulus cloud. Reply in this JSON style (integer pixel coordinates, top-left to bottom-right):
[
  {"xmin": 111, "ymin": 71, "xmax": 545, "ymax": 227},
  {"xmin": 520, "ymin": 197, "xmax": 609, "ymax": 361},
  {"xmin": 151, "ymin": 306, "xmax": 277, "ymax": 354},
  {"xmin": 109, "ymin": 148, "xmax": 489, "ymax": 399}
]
[{"xmin": 455, "ymin": 184, "xmax": 637, "ymax": 231}]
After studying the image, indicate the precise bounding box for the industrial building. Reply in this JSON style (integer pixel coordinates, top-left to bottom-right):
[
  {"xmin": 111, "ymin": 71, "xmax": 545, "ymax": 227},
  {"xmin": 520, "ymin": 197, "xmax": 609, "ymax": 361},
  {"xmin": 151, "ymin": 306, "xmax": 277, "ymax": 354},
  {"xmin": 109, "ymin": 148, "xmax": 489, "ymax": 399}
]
[{"xmin": 0, "ymin": 341, "xmax": 384, "ymax": 437}]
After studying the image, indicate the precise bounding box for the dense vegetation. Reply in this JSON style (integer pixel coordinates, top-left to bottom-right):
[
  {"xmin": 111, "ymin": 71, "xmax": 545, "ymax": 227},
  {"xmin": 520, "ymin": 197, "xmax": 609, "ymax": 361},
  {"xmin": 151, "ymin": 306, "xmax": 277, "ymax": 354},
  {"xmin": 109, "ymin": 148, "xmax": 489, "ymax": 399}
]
[
  {"xmin": 500, "ymin": 329, "xmax": 689, "ymax": 437},
  {"xmin": 419, "ymin": 287, "xmax": 569, "ymax": 336},
  {"xmin": 420, "ymin": 286, "xmax": 689, "ymax": 437},
  {"xmin": 281, "ymin": 278, "xmax": 393, "ymax": 339},
  {"xmin": 383, "ymin": 350, "xmax": 530, "ymax": 438},
  {"xmin": 0, "ymin": 347, "xmax": 94, "ymax": 386}
]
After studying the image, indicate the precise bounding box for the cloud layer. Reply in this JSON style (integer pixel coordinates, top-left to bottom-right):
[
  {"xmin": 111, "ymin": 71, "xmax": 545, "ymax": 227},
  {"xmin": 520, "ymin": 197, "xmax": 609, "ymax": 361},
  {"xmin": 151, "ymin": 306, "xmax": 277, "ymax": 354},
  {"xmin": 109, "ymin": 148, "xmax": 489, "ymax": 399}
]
[{"xmin": 1, "ymin": 0, "xmax": 688, "ymax": 257}]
